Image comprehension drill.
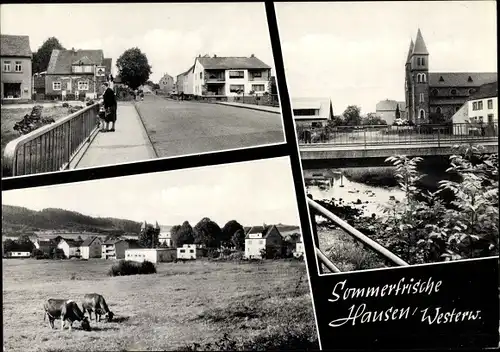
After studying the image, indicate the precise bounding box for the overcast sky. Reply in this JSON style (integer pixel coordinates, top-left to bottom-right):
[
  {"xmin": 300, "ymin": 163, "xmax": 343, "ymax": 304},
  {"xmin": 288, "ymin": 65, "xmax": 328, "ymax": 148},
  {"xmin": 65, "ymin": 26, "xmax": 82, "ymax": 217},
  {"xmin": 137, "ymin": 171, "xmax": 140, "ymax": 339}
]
[
  {"xmin": 0, "ymin": 3, "xmax": 275, "ymax": 82},
  {"xmin": 2, "ymin": 157, "xmax": 300, "ymax": 227},
  {"xmin": 276, "ymin": 1, "xmax": 497, "ymax": 114}
]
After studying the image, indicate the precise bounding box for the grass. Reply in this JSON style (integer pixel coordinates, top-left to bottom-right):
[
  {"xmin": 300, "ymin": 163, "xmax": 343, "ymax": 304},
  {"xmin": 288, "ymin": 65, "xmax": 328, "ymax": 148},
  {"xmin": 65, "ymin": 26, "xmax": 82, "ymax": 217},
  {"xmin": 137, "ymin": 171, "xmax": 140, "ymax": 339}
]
[{"xmin": 3, "ymin": 258, "xmax": 317, "ymax": 352}]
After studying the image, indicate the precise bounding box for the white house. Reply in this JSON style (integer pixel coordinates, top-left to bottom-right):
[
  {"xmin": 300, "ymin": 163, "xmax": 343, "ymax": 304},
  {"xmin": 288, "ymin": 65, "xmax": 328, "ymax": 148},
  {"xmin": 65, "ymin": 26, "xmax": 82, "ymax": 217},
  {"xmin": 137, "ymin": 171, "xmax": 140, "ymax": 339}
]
[
  {"xmin": 159, "ymin": 230, "xmax": 172, "ymax": 247},
  {"xmin": 57, "ymin": 239, "xmax": 82, "ymax": 258},
  {"xmin": 244, "ymin": 225, "xmax": 283, "ymax": 260},
  {"xmin": 177, "ymin": 244, "xmax": 204, "ymax": 260},
  {"xmin": 452, "ymin": 81, "xmax": 498, "ymax": 136},
  {"xmin": 125, "ymin": 248, "xmax": 176, "ymax": 263},
  {"xmin": 80, "ymin": 236, "xmax": 102, "ymax": 259},
  {"xmin": 102, "ymin": 239, "xmax": 140, "ymax": 260},
  {"xmin": 293, "ymin": 241, "xmax": 305, "ymax": 259},
  {"xmin": 5, "ymin": 251, "xmax": 31, "ymax": 258},
  {"xmin": 291, "ymin": 97, "xmax": 334, "ymax": 128},
  {"xmin": 375, "ymin": 99, "xmax": 406, "ymax": 125}
]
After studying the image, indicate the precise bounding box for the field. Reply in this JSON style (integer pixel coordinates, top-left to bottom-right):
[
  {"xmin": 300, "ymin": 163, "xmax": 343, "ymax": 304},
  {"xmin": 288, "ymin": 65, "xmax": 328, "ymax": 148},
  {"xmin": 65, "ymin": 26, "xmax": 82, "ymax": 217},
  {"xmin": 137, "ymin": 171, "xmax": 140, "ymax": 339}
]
[{"xmin": 2, "ymin": 258, "xmax": 318, "ymax": 352}]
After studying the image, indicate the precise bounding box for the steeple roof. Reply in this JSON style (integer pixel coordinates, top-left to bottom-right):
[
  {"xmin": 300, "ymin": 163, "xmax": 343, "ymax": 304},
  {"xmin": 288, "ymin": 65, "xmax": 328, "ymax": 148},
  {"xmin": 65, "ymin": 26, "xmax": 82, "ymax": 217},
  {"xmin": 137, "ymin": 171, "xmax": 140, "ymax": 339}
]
[
  {"xmin": 155, "ymin": 221, "xmax": 160, "ymax": 230},
  {"xmin": 140, "ymin": 221, "xmax": 147, "ymax": 230},
  {"xmin": 406, "ymin": 39, "xmax": 414, "ymax": 63},
  {"xmin": 412, "ymin": 29, "xmax": 428, "ymax": 55}
]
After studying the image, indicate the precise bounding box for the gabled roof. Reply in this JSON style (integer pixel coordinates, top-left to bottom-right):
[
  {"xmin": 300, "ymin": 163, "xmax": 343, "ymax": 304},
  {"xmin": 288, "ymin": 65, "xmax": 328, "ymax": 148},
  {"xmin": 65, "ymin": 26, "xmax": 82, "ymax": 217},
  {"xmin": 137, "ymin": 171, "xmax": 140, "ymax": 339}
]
[
  {"xmin": 197, "ymin": 56, "xmax": 271, "ymax": 70},
  {"xmin": 376, "ymin": 99, "xmax": 406, "ymax": 112},
  {"xmin": 412, "ymin": 29, "xmax": 428, "ymax": 55},
  {"xmin": 47, "ymin": 49, "xmax": 105, "ymax": 74},
  {"xmin": 177, "ymin": 65, "xmax": 194, "ymax": 78},
  {"xmin": 406, "ymin": 39, "xmax": 414, "ymax": 63},
  {"xmin": 81, "ymin": 236, "xmax": 100, "ymax": 247},
  {"xmin": 0, "ymin": 35, "xmax": 32, "ymax": 57},
  {"xmin": 429, "ymin": 72, "xmax": 497, "ymax": 88},
  {"xmin": 247, "ymin": 226, "xmax": 264, "ymax": 235},
  {"xmin": 291, "ymin": 97, "xmax": 333, "ymax": 121},
  {"xmin": 103, "ymin": 238, "xmax": 124, "ymax": 245},
  {"xmin": 263, "ymin": 225, "xmax": 281, "ymax": 239},
  {"xmin": 470, "ymin": 81, "xmax": 498, "ymax": 100},
  {"xmin": 61, "ymin": 238, "xmax": 83, "ymax": 247}
]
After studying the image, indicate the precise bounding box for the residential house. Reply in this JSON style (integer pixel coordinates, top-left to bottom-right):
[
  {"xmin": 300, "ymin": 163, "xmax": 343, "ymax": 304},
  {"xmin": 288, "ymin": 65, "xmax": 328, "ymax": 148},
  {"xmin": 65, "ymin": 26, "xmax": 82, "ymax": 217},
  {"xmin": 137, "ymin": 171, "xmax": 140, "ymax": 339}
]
[
  {"xmin": 375, "ymin": 99, "xmax": 406, "ymax": 125},
  {"xmin": 292, "ymin": 97, "xmax": 334, "ymax": 128},
  {"xmin": 452, "ymin": 81, "xmax": 498, "ymax": 136},
  {"xmin": 80, "ymin": 236, "xmax": 103, "ymax": 259},
  {"xmin": 5, "ymin": 251, "xmax": 31, "ymax": 258},
  {"xmin": 1, "ymin": 34, "xmax": 32, "ymax": 102},
  {"xmin": 244, "ymin": 225, "xmax": 283, "ymax": 259},
  {"xmin": 102, "ymin": 239, "xmax": 141, "ymax": 260},
  {"xmin": 188, "ymin": 54, "xmax": 271, "ymax": 98},
  {"xmin": 176, "ymin": 65, "xmax": 194, "ymax": 96},
  {"xmin": 34, "ymin": 239, "xmax": 57, "ymax": 254},
  {"xmin": 294, "ymin": 241, "xmax": 305, "ymax": 259},
  {"xmin": 158, "ymin": 226, "xmax": 172, "ymax": 247},
  {"xmin": 125, "ymin": 248, "xmax": 176, "ymax": 263},
  {"xmin": 159, "ymin": 73, "xmax": 175, "ymax": 93},
  {"xmin": 45, "ymin": 48, "xmax": 112, "ymax": 100},
  {"xmin": 177, "ymin": 244, "xmax": 204, "ymax": 260},
  {"xmin": 57, "ymin": 238, "xmax": 83, "ymax": 258}
]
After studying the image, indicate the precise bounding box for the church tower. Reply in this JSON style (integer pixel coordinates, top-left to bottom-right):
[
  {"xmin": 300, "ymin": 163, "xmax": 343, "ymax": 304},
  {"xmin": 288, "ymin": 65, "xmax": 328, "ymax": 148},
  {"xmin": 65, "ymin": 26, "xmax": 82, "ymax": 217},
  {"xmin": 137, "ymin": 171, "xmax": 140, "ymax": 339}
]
[
  {"xmin": 404, "ymin": 39, "xmax": 414, "ymax": 121},
  {"xmin": 409, "ymin": 29, "xmax": 429, "ymax": 123}
]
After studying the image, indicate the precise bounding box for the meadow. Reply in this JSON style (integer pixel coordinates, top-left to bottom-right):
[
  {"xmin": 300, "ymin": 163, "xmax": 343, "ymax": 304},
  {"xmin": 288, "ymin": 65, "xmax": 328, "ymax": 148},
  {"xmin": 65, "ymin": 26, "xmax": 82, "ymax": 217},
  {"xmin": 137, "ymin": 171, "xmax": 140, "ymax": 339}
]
[{"xmin": 2, "ymin": 258, "xmax": 318, "ymax": 352}]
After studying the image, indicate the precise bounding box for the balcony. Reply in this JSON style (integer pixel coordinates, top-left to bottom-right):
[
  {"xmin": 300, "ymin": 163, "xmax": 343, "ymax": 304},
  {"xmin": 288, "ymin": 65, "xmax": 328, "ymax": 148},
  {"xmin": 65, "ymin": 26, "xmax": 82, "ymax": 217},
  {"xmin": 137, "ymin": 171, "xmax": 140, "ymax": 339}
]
[{"xmin": 204, "ymin": 70, "xmax": 225, "ymax": 83}]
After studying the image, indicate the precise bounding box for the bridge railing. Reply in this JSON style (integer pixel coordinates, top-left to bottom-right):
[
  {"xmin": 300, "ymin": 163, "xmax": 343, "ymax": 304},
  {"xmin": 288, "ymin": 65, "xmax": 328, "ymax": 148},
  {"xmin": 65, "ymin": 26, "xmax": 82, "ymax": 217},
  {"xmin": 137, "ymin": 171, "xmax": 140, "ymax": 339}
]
[
  {"xmin": 3, "ymin": 102, "xmax": 100, "ymax": 177},
  {"xmin": 298, "ymin": 122, "xmax": 499, "ymax": 147},
  {"xmin": 307, "ymin": 197, "xmax": 409, "ymax": 274}
]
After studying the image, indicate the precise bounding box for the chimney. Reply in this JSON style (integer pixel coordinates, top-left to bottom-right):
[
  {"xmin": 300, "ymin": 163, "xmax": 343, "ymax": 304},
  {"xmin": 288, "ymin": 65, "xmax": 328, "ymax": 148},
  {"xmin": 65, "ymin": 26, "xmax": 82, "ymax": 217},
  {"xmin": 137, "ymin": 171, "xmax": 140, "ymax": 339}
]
[
  {"xmin": 213, "ymin": 54, "xmax": 217, "ymax": 58},
  {"xmin": 250, "ymin": 54, "xmax": 255, "ymax": 58}
]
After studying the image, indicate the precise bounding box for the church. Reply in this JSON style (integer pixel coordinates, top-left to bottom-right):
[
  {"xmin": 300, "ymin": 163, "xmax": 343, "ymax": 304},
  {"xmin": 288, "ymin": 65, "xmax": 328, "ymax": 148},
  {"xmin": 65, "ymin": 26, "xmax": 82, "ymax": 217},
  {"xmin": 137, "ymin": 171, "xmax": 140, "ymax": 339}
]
[{"xmin": 404, "ymin": 29, "xmax": 497, "ymax": 123}]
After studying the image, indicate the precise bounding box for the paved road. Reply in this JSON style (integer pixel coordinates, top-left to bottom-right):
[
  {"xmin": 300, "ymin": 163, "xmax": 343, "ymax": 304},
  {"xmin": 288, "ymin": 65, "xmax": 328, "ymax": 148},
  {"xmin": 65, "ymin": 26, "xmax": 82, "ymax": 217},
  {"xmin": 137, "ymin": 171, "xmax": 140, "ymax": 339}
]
[{"xmin": 135, "ymin": 95, "xmax": 285, "ymax": 157}]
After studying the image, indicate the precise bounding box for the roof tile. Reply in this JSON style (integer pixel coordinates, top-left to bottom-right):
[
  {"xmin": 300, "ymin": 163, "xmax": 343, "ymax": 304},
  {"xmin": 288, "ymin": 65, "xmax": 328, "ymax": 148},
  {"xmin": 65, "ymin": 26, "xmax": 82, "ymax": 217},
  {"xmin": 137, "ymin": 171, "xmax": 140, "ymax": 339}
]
[{"xmin": 0, "ymin": 35, "xmax": 32, "ymax": 57}]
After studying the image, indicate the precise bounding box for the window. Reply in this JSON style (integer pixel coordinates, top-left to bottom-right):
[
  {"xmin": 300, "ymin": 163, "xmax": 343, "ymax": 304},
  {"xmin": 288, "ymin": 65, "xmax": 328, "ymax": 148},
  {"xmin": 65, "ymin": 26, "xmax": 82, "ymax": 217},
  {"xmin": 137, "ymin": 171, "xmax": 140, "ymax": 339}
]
[
  {"xmin": 439, "ymin": 76, "xmax": 445, "ymax": 82},
  {"xmin": 468, "ymin": 76, "xmax": 473, "ymax": 82},
  {"xmin": 83, "ymin": 65, "xmax": 93, "ymax": 73},
  {"xmin": 469, "ymin": 88, "xmax": 476, "ymax": 95},
  {"xmin": 3, "ymin": 61, "xmax": 11, "ymax": 71},
  {"xmin": 15, "ymin": 61, "xmax": 22, "ymax": 72},
  {"xmin": 293, "ymin": 109, "xmax": 318, "ymax": 116},
  {"xmin": 417, "ymin": 58, "xmax": 421, "ymax": 66},
  {"xmin": 252, "ymin": 71, "xmax": 262, "ymax": 78},
  {"xmin": 472, "ymin": 102, "xmax": 478, "ymax": 111},
  {"xmin": 252, "ymin": 84, "xmax": 265, "ymax": 92},
  {"xmin": 450, "ymin": 89, "xmax": 457, "ymax": 95},
  {"xmin": 259, "ymin": 240, "xmax": 264, "ymax": 245},
  {"xmin": 419, "ymin": 93, "xmax": 424, "ymax": 103},
  {"xmin": 53, "ymin": 82, "xmax": 62, "ymax": 91},
  {"xmin": 419, "ymin": 109, "xmax": 425, "ymax": 120},
  {"xmin": 78, "ymin": 81, "xmax": 89, "ymax": 91},
  {"xmin": 421, "ymin": 57, "xmax": 426, "ymax": 66},
  {"xmin": 436, "ymin": 107, "xmax": 442, "ymax": 114},
  {"xmin": 199, "ymin": 72, "xmax": 202, "ymax": 79},
  {"xmin": 417, "ymin": 73, "xmax": 427, "ymax": 83},
  {"xmin": 478, "ymin": 101, "xmax": 483, "ymax": 110},
  {"xmin": 229, "ymin": 84, "xmax": 244, "ymax": 93},
  {"xmin": 229, "ymin": 70, "xmax": 244, "ymax": 79},
  {"xmin": 487, "ymin": 99, "xmax": 493, "ymax": 109},
  {"xmin": 431, "ymin": 89, "xmax": 438, "ymax": 96},
  {"xmin": 180, "ymin": 249, "xmax": 185, "ymax": 253},
  {"xmin": 189, "ymin": 249, "xmax": 194, "ymax": 253}
]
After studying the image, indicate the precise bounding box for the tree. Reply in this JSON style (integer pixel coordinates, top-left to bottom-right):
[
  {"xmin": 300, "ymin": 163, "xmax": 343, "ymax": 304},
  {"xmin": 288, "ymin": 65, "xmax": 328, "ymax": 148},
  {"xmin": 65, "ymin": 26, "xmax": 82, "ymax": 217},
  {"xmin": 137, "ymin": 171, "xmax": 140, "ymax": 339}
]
[
  {"xmin": 17, "ymin": 234, "xmax": 35, "ymax": 252},
  {"xmin": 171, "ymin": 221, "xmax": 194, "ymax": 248},
  {"xmin": 268, "ymin": 76, "xmax": 278, "ymax": 95},
  {"xmin": 363, "ymin": 113, "xmax": 387, "ymax": 126},
  {"xmin": 342, "ymin": 105, "xmax": 362, "ymax": 126},
  {"xmin": 395, "ymin": 104, "xmax": 401, "ymax": 120},
  {"xmin": 221, "ymin": 220, "xmax": 244, "ymax": 247},
  {"xmin": 32, "ymin": 37, "xmax": 65, "ymax": 74},
  {"xmin": 116, "ymin": 48, "xmax": 152, "ymax": 90},
  {"xmin": 193, "ymin": 217, "xmax": 223, "ymax": 248},
  {"xmin": 138, "ymin": 224, "xmax": 160, "ymax": 248},
  {"xmin": 231, "ymin": 229, "xmax": 246, "ymax": 251}
]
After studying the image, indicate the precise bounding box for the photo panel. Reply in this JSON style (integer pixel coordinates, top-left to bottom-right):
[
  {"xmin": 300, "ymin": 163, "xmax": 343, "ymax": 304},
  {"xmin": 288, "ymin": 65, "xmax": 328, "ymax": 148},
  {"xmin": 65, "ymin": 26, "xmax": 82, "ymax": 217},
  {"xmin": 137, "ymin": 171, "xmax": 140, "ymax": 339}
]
[
  {"xmin": 1, "ymin": 156, "xmax": 321, "ymax": 351},
  {"xmin": 275, "ymin": 0, "xmax": 499, "ymax": 349},
  {"xmin": 1, "ymin": 2, "xmax": 286, "ymax": 180}
]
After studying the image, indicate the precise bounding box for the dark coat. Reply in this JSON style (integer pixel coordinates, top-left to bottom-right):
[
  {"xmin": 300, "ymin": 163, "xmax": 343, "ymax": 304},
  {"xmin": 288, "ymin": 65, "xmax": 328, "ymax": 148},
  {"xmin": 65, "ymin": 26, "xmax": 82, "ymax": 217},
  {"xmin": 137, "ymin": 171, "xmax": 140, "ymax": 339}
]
[{"xmin": 103, "ymin": 87, "xmax": 117, "ymax": 109}]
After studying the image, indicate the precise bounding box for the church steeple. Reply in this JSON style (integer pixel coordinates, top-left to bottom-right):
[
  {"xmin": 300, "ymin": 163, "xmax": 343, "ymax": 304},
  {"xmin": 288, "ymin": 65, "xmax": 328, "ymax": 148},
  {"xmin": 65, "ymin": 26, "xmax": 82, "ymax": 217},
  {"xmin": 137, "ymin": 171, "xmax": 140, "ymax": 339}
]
[
  {"xmin": 406, "ymin": 39, "xmax": 414, "ymax": 63},
  {"xmin": 412, "ymin": 28, "xmax": 428, "ymax": 55},
  {"xmin": 140, "ymin": 221, "xmax": 147, "ymax": 231}
]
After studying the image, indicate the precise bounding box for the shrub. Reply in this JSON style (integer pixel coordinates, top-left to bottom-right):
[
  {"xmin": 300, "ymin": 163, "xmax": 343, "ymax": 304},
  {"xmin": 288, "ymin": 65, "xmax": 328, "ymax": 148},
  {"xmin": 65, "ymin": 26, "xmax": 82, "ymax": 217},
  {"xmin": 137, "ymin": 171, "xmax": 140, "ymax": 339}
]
[
  {"xmin": 108, "ymin": 260, "xmax": 157, "ymax": 276},
  {"xmin": 62, "ymin": 102, "xmax": 69, "ymax": 108},
  {"xmin": 207, "ymin": 248, "xmax": 220, "ymax": 259}
]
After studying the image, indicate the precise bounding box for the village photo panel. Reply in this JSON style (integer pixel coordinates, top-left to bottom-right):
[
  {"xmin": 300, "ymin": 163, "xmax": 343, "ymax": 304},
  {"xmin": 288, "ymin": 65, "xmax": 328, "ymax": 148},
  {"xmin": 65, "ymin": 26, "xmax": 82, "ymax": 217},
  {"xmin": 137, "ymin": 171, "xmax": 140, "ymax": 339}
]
[
  {"xmin": 1, "ymin": 2, "xmax": 286, "ymax": 180},
  {"xmin": 1, "ymin": 156, "xmax": 321, "ymax": 351},
  {"xmin": 275, "ymin": 1, "xmax": 499, "ymax": 350}
]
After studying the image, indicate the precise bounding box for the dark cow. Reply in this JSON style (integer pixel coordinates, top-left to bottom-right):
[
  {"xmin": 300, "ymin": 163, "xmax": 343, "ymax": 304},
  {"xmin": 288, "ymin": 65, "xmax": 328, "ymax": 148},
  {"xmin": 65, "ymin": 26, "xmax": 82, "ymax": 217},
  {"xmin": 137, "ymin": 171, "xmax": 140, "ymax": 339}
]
[
  {"xmin": 82, "ymin": 293, "xmax": 114, "ymax": 322},
  {"xmin": 43, "ymin": 299, "xmax": 91, "ymax": 331}
]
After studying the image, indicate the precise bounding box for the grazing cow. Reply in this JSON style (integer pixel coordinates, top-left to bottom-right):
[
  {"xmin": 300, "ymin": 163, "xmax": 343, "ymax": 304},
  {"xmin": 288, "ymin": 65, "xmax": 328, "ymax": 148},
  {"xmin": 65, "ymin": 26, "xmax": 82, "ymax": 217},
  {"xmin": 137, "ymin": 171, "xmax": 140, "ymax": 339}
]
[
  {"xmin": 82, "ymin": 293, "xmax": 114, "ymax": 322},
  {"xmin": 43, "ymin": 299, "xmax": 91, "ymax": 331}
]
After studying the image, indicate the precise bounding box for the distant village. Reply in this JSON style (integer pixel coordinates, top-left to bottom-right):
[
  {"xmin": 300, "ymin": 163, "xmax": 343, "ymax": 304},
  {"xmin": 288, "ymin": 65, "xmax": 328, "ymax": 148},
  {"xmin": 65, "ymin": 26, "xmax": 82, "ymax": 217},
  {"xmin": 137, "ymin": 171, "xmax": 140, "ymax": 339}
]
[{"xmin": 2, "ymin": 221, "xmax": 304, "ymax": 263}]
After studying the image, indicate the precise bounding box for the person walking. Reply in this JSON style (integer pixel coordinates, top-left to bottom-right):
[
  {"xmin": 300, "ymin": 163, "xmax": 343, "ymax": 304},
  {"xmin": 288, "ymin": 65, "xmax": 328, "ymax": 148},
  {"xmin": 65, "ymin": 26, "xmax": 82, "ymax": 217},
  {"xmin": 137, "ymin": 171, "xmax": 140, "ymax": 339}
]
[{"xmin": 102, "ymin": 82, "xmax": 117, "ymax": 132}]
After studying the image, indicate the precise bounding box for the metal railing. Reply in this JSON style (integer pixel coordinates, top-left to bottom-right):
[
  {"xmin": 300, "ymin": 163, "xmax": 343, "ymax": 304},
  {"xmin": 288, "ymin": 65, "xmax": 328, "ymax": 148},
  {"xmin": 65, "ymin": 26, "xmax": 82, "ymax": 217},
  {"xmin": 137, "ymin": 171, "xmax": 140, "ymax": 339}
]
[
  {"xmin": 307, "ymin": 197, "xmax": 409, "ymax": 274},
  {"xmin": 3, "ymin": 102, "xmax": 100, "ymax": 177},
  {"xmin": 298, "ymin": 122, "xmax": 499, "ymax": 147}
]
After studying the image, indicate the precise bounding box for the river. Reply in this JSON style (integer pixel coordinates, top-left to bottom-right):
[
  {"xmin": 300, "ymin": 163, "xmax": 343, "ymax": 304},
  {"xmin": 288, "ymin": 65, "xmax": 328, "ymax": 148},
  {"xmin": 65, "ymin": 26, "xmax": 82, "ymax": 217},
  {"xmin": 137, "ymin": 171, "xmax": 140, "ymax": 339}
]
[{"xmin": 304, "ymin": 168, "xmax": 405, "ymax": 217}]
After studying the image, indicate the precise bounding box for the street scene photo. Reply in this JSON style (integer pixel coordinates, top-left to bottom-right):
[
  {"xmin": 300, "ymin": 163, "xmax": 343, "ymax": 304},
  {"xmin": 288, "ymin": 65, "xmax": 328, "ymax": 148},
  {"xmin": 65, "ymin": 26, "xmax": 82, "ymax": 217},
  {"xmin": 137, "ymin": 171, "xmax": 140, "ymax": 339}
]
[
  {"xmin": 276, "ymin": 1, "xmax": 498, "ymax": 273},
  {"xmin": 2, "ymin": 157, "xmax": 319, "ymax": 351},
  {"xmin": 1, "ymin": 3, "xmax": 284, "ymax": 178}
]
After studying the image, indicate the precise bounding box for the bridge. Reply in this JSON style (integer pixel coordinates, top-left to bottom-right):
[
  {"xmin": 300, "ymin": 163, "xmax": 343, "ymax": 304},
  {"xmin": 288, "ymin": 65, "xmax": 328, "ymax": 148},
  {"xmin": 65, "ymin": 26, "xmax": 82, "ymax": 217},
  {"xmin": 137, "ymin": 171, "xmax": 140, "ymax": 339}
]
[{"xmin": 299, "ymin": 123, "xmax": 498, "ymax": 168}]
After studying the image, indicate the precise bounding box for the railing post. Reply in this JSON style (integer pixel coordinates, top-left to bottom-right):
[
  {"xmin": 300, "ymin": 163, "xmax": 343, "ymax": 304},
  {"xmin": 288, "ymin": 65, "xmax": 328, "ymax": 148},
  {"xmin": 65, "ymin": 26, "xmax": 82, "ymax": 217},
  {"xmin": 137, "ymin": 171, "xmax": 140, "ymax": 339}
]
[
  {"xmin": 307, "ymin": 194, "xmax": 323, "ymax": 274},
  {"xmin": 363, "ymin": 128, "xmax": 367, "ymax": 149}
]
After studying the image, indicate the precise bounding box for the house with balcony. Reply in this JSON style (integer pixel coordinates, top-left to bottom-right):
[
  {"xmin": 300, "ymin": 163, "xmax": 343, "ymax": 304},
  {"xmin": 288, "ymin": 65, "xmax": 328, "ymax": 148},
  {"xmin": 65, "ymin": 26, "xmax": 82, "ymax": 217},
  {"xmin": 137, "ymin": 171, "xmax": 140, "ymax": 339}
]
[
  {"xmin": 102, "ymin": 238, "xmax": 141, "ymax": 260},
  {"xmin": 45, "ymin": 48, "xmax": 112, "ymax": 100},
  {"xmin": 292, "ymin": 97, "xmax": 334, "ymax": 128},
  {"xmin": 1, "ymin": 34, "xmax": 33, "ymax": 103}
]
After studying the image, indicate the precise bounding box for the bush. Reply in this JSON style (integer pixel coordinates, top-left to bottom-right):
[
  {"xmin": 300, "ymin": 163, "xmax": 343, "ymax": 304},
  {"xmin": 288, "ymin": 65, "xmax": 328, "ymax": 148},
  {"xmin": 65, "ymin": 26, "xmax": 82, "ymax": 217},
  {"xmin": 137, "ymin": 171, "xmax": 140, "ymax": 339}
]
[
  {"xmin": 31, "ymin": 248, "xmax": 44, "ymax": 259},
  {"xmin": 62, "ymin": 102, "xmax": 69, "ymax": 108},
  {"xmin": 207, "ymin": 248, "xmax": 220, "ymax": 259},
  {"xmin": 108, "ymin": 260, "xmax": 157, "ymax": 276}
]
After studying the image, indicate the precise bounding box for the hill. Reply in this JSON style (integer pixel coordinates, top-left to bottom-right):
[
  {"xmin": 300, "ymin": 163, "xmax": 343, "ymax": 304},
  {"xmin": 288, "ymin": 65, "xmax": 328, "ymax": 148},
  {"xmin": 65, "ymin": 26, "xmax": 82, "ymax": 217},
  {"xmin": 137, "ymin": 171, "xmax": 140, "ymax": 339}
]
[{"xmin": 2, "ymin": 205, "xmax": 142, "ymax": 235}]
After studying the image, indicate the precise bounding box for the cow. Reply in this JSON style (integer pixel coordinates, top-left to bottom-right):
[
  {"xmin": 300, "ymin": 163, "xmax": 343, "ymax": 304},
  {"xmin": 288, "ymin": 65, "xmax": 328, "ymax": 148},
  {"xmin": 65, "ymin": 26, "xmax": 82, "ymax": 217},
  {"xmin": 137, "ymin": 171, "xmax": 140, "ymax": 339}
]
[
  {"xmin": 43, "ymin": 299, "xmax": 91, "ymax": 331},
  {"xmin": 81, "ymin": 293, "xmax": 114, "ymax": 322}
]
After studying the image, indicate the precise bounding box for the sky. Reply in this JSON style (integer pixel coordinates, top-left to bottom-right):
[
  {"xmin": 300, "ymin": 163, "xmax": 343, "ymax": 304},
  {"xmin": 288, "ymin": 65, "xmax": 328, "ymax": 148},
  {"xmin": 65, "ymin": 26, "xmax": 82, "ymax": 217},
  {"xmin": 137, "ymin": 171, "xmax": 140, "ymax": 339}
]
[
  {"xmin": 276, "ymin": 1, "xmax": 497, "ymax": 114},
  {"xmin": 2, "ymin": 157, "xmax": 300, "ymax": 227},
  {"xmin": 0, "ymin": 3, "xmax": 275, "ymax": 83}
]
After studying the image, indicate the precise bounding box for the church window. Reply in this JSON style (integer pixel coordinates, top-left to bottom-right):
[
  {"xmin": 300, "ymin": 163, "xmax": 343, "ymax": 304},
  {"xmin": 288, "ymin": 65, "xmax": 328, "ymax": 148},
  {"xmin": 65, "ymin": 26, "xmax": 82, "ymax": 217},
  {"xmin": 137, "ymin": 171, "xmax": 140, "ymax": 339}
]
[
  {"xmin": 450, "ymin": 89, "xmax": 457, "ymax": 96},
  {"xmin": 436, "ymin": 107, "xmax": 442, "ymax": 114},
  {"xmin": 468, "ymin": 88, "xmax": 475, "ymax": 95},
  {"xmin": 431, "ymin": 89, "xmax": 438, "ymax": 96},
  {"xmin": 421, "ymin": 73, "xmax": 426, "ymax": 83},
  {"xmin": 468, "ymin": 76, "xmax": 473, "ymax": 82},
  {"xmin": 419, "ymin": 93, "xmax": 424, "ymax": 103},
  {"xmin": 439, "ymin": 76, "xmax": 444, "ymax": 82},
  {"xmin": 419, "ymin": 109, "xmax": 425, "ymax": 120},
  {"xmin": 421, "ymin": 57, "xmax": 426, "ymax": 66},
  {"xmin": 417, "ymin": 58, "xmax": 421, "ymax": 66}
]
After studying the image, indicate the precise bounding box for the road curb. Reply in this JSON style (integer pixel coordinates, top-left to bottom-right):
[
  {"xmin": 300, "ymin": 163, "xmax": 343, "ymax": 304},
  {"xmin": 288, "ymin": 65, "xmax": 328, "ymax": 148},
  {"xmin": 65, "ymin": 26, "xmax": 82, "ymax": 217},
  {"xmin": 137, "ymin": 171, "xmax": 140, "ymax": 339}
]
[
  {"xmin": 133, "ymin": 102, "xmax": 159, "ymax": 159},
  {"xmin": 215, "ymin": 102, "xmax": 281, "ymax": 115}
]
